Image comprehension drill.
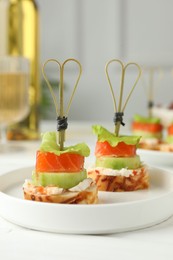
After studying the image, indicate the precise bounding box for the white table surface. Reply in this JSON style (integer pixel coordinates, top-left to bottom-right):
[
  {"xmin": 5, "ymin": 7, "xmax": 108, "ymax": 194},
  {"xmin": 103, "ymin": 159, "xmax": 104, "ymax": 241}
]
[{"xmin": 0, "ymin": 121, "xmax": 173, "ymax": 260}]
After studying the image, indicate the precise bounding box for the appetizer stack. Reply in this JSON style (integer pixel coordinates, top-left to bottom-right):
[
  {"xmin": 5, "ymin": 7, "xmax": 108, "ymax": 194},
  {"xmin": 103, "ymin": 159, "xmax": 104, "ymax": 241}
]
[
  {"xmin": 131, "ymin": 69, "xmax": 173, "ymax": 152},
  {"xmin": 132, "ymin": 114, "xmax": 163, "ymax": 150},
  {"xmin": 88, "ymin": 59, "xmax": 149, "ymax": 192},
  {"xmin": 132, "ymin": 114, "xmax": 173, "ymax": 152},
  {"xmin": 23, "ymin": 58, "xmax": 98, "ymax": 204},
  {"xmin": 88, "ymin": 125, "xmax": 149, "ymax": 191},
  {"xmin": 23, "ymin": 132, "xmax": 98, "ymax": 203}
]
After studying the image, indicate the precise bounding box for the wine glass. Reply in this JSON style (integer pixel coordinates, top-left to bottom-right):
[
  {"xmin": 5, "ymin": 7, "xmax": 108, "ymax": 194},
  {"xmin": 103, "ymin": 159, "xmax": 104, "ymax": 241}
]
[{"xmin": 0, "ymin": 56, "xmax": 30, "ymax": 151}]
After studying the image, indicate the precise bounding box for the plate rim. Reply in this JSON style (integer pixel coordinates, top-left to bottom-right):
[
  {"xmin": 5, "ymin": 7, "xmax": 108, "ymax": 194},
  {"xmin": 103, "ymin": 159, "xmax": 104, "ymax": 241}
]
[
  {"xmin": 0, "ymin": 166, "xmax": 173, "ymax": 234},
  {"xmin": 0, "ymin": 165, "xmax": 173, "ymax": 208}
]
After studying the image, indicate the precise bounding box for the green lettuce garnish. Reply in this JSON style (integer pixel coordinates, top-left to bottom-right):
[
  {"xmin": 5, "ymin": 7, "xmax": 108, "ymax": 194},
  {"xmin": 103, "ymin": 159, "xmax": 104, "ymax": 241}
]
[
  {"xmin": 39, "ymin": 132, "xmax": 90, "ymax": 157},
  {"xmin": 133, "ymin": 114, "xmax": 161, "ymax": 124},
  {"xmin": 92, "ymin": 125, "xmax": 141, "ymax": 146}
]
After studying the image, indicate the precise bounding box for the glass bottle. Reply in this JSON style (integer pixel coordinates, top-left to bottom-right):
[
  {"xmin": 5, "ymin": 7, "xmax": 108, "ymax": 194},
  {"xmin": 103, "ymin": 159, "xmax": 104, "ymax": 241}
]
[{"xmin": 0, "ymin": 0, "xmax": 40, "ymax": 140}]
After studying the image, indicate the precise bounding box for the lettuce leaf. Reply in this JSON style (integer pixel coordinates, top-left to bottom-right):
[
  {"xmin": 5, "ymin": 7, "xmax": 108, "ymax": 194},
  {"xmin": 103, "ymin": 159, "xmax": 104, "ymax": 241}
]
[
  {"xmin": 133, "ymin": 114, "xmax": 161, "ymax": 124},
  {"xmin": 92, "ymin": 125, "xmax": 141, "ymax": 146},
  {"xmin": 39, "ymin": 132, "xmax": 90, "ymax": 157}
]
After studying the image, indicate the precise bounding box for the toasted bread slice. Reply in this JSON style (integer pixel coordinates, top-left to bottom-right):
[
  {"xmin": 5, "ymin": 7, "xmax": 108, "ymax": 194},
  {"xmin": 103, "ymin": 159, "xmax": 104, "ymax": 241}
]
[
  {"xmin": 23, "ymin": 179, "xmax": 98, "ymax": 204},
  {"xmin": 158, "ymin": 143, "xmax": 173, "ymax": 152},
  {"xmin": 139, "ymin": 142, "xmax": 160, "ymax": 151},
  {"xmin": 88, "ymin": 166, "xmax": 149, "ymax": 192}
]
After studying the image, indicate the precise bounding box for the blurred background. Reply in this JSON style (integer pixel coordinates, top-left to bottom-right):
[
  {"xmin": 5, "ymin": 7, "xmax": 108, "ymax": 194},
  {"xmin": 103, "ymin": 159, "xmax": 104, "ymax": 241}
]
[
  {"xmin": 37, "ymin": 0, "xmax": 173, "ymax": 123},
  {"xmin": 0, "ymin": 0, "xmax": 173, "ymax": 139}
]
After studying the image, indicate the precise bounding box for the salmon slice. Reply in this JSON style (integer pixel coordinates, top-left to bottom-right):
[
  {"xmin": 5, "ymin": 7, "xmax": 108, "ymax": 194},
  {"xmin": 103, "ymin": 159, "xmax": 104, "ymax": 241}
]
[
  {"xmin": 132, "ymin": 121, "xmax": 163, "ymax": 133},
  {"xmin": 36, "ymin": 151, "xmax": 84, "ymax": 173},
  {"xmin": 168, "ymin": 124, "xmax": 173, "ymax": 135},
  {"xmin": 95, "ymin": 141, "xmax": 136, "ymax": 157}
]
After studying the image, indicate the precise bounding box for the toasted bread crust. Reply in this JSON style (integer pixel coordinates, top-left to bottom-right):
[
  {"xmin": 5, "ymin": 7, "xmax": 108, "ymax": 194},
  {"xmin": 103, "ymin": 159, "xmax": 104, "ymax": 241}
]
[
  {"xmin": 139, "ymin": 142, "xmax": 173, "ymax": 152},
  {"xmin": 139, "ymin": 142, "xmax": 160, "ymax": 151},
  {"xmin": 23, "ymin": 182, "xmax": 98, "ymax": 204},
  {"xmin": 88, "ymin": 166, "xmax": 149, "ymax": 192},
  {"xmin": 158, "ymin": 143, "xmax": 173, "ymax": 152}
]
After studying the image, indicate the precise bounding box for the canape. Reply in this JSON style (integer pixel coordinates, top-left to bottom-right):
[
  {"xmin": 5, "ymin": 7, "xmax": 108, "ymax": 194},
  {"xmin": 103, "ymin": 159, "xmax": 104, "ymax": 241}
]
[
  {"xmin": 23, "ymin": 132, "xmax": 98, "ymax": 204},
  {"xmin": 132, "ymin": 114, "xmax": 163, "ymax": 150},
  {"xmin": 88, "ymin": 125, "xmax": 149, "ymax": 192}
]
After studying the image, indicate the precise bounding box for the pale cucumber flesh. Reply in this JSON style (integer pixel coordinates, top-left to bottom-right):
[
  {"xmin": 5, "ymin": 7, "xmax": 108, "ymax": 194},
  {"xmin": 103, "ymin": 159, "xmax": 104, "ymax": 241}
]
[
  {"xmin": 95, "ymin": 155, "xmax": 141, "ymax": 170},
  {"xmin": 32, "ymin": 170, "xmax": 87, "ymax": 189},
  {"xmin": 132, "ymin": 130, "xmax": 162, "ymax": 139}
]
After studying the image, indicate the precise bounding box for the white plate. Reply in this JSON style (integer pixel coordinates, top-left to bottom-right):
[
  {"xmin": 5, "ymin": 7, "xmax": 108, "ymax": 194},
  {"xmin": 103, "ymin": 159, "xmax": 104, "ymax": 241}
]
[
  {"xmin": 138, "ymin": 149, "xmax": 173, "ymax": 166},
  {"xmin": 0, "ymin": 166, "xmax": 173, "ymax": 234}
]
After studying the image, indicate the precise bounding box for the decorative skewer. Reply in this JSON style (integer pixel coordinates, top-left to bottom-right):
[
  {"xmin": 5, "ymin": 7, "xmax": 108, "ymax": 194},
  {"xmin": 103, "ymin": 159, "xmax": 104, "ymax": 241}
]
[
  {"xmin": 42, "ymin": 58, "xmax": 82, "ymax": 150},
  {"xmin": 141, "ymin": 66, "xmax": 163, "ymax": 117},
  {"xmin": 148, "ymin": 68, "xmax": 154, "ymax": 117},
  {"xmin": 105, "ymin": 59, "xmax": 142, "ymax": 136}
]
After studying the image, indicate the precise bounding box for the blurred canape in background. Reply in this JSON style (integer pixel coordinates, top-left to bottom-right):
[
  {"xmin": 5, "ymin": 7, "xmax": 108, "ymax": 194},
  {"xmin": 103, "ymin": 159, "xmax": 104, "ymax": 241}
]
[{"xmin": 132, "ymin": 114, "xmax": 163, "ymax": 150}]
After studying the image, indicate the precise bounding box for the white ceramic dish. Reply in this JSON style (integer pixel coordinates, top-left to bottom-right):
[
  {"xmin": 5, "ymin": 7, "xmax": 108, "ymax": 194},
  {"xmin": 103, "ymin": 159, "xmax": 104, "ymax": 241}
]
[
  {"xmin": 0, "ymin": 166, "xmax": 173, "ymax": 234},
  {"xmin": 138, "ymin": 149, "xmax": 173, "ymax": 167}
]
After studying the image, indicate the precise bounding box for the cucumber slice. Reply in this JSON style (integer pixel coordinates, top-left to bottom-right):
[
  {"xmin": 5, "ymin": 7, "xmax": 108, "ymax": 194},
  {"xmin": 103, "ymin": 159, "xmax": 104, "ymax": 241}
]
[
  {"xmin": 32, "ymin": 170, "xmax": 87, "ymax": 189},
  {"xmin": 95, "ymin": 155, "xmax": 141, "ymax": 170},
  {"xmin": 132, "ymin": 130, "xmax": 162, "ymax": 139}
]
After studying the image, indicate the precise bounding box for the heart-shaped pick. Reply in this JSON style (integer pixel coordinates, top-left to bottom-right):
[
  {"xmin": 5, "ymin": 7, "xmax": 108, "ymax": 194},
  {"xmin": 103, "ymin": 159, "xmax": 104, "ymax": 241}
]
[
  {"xmin": 141, "ymin": 66, "xmax": 163, "ymax": 117},
  {"xmin": 42, "ymin": 58, "xmax": 82, "ymax": 150},
  {"xmin": 105, "ymin": 59, "xmax": 142, "ymax": 136}
]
